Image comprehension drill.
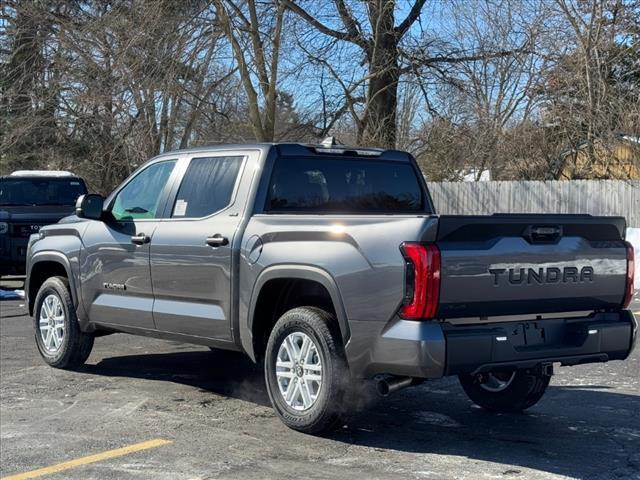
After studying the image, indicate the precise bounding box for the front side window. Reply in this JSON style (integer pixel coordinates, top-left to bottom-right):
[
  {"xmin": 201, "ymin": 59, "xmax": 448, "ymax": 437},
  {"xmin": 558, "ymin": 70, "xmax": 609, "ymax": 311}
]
[
  {"xmin": 266, "ymin": 157, "xmax": 426, "ymax": 213},
  {"xmin": 171, "ymin": 156, "xmax": 243, "ymax": 218},
  {"xmin": 110, "ymin": 160, "xmax": 176, "ymax": 220}
]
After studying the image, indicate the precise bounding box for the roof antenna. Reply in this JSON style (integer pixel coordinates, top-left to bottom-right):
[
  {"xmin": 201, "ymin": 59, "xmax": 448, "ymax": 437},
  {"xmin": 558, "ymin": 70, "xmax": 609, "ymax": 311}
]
[{"xmin": 321, "ymin": 136, "xmax": 338, "ymax": 147}]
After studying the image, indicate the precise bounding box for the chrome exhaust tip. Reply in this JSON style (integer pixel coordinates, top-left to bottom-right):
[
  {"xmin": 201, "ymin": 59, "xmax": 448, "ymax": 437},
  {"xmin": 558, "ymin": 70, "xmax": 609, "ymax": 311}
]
[{"xmin": 375, "ymin": 376, "xmax": 414, "ymax": 397}]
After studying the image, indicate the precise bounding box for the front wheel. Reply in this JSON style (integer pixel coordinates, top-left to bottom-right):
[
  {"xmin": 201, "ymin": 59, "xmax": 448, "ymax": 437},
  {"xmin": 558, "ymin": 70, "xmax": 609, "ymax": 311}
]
[
  {"xmin": 458, "ymin": 369, "xmax": 550, "ymax": 413},
  {"xmin": 264, "ymin": 307, "xmax": 348, "ymax": 434},
  {"xmin": 34, "ymin": 276, "xmax": 94, "ymax": 369}
]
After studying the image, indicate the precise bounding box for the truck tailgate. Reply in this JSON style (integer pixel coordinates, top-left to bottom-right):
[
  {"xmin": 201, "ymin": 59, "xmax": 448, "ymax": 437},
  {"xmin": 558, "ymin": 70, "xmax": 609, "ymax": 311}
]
[{"xmin": 436, "ymin": 214, "xmax": 629, "ymax": 319}]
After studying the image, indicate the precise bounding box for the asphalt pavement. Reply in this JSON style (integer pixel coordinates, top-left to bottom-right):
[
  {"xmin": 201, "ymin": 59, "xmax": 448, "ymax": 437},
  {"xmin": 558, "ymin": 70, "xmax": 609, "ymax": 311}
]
[{"xmin": 1, "ymin": 283, "xmax": 639, "ymax": 480}]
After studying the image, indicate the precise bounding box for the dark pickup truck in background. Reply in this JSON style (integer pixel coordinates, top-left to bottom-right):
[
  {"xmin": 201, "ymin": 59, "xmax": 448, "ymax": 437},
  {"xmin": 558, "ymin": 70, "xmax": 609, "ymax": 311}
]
[
  {"xmin": 24, "ymin": 143, "xmax": 636, "ymax": 433},
  {"xmin": 0, "ymin": 171, "xmax": 87, "ymax": 276}
]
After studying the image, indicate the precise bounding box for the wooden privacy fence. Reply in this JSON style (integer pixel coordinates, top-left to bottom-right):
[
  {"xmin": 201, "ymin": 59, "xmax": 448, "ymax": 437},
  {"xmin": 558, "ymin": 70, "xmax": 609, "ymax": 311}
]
[{"xmin": 426, "ymin": 180, "xmax": 640, "ymax": 227}]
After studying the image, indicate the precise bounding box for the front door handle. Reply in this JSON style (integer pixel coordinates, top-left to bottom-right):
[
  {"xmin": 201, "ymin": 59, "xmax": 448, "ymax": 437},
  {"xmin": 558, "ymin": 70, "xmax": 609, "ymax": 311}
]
[
  {"xmin": 131, "ymin": 233, "xmax": 150, "ymax": 245},
  {"xmin": 206, "ymin": 234, "xmax": 229, "ymax": 247}
]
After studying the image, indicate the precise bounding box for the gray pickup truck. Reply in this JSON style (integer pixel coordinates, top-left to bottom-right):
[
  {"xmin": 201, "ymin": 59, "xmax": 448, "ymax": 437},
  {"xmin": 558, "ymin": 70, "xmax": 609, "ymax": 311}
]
[{"xmin": 25, "ymin": 143, "xmax": 636, "ymax": 433}]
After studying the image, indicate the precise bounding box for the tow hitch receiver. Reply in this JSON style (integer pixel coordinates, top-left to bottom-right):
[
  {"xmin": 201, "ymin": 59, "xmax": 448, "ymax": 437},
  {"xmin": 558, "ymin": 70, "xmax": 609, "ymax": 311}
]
[
  {"xmin": 524, "ymin": 363, "xmax": 553, "ymax": 377},
  {"xmin": 535, "ymin": 363, "xmax": 554, "ymax": 377}
]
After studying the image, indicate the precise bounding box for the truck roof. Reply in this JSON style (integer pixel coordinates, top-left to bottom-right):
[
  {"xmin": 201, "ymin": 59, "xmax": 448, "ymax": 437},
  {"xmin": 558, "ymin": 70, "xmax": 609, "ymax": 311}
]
[
  {"xmin": 5, "ymin": 170, "xmax": 82, "ymax": 179},
  {"xmin": 157, "ymin": 142, "xmax": 412, "ymax": 162}
]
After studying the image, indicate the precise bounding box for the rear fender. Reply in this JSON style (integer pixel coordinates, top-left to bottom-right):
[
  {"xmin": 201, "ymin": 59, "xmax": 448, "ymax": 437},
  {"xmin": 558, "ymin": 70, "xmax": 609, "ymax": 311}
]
[{"xmin": 242, "ymin": 265, "xmax": 349, "ymax": 361}]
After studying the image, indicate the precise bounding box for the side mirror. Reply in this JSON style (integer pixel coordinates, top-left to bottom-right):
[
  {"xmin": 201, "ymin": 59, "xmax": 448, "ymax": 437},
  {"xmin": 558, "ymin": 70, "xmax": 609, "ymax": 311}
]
[{"xmin": 76, "ymin": 194, "xmax": 104, "ymax": 220}]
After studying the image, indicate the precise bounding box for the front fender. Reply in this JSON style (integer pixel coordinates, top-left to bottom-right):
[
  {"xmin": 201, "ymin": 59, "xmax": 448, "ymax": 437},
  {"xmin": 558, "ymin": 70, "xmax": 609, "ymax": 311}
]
[{"xmin": 27, "ymin": 251, "xmax": 76, "ymax": 313}]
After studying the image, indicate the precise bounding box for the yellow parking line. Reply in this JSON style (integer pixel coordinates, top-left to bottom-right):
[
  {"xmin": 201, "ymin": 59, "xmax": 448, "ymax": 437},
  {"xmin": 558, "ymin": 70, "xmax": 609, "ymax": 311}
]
[{"xmin": 1, "ymin": 438, "xmax": 172, "ymax": 480}]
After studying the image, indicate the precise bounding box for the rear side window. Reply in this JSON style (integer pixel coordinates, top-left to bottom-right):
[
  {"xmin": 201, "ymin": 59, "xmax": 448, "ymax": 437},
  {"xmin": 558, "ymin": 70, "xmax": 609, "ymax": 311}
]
[
  {"xmin": 172, "ymin": 156, "xmax": 243, "ymax": 218},
  {"xmin": 266, "ymin": 157, "xmax": 425, "ymax": 213}
]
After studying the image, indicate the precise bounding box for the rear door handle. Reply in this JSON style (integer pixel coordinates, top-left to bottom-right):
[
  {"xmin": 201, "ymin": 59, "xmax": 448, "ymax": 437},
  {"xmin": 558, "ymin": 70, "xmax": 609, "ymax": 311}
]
[
  {"xmin": 131, "ymin": 233, "xmax": 150, "ymax": 245},
  {"xmin": 206, "ymin": 234, "xmax": 229, "ymax": 247}
]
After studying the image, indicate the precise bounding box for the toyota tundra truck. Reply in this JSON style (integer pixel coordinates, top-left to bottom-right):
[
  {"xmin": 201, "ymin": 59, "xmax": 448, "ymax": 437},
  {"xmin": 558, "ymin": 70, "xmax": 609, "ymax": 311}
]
[
  {"xmin": 25, "ymin": 142, "xmax": 636, "ymax": 433},
  {"xmin": 0, "ymin": 170, "xmax": 87, "ymax": 276}
]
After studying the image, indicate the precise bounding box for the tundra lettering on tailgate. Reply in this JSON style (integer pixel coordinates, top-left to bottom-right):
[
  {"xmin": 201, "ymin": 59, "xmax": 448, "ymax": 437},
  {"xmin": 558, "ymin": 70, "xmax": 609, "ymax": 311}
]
[{"xmin": 489, "ymin": 266, "xmax": 594, "ymax": 286}]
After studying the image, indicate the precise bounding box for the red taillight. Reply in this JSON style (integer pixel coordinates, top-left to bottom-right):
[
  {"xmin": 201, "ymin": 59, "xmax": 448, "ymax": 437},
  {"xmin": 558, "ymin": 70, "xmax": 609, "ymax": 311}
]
[
  {"xmin": 399, "ymin": 243, "xmax": 441, "ymax": 320},
  {"xmin": 622, "ymin": 241, "xmax": 635, "ymax": 308}
]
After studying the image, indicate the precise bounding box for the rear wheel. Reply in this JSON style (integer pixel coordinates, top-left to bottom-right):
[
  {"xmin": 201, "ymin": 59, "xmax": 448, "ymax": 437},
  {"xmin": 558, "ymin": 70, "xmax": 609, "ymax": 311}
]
[
  {"xmin": 264, "ymin": 307, "xmax": 348, "ymax": 433},
  {"xmin": 458, "ymin": 369, "xmax": 550, "ymax": 413},
  {"xmin": 34, "ymin": 276, "xmax": 94, "ymax": 369}
]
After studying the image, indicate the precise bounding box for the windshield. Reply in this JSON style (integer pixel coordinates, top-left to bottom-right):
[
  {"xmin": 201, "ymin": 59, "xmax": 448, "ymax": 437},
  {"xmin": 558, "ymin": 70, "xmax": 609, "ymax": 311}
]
[
  {"xmin": 0, "ymin": 178, "xmax": 88, "ymax": 206},
  {"xmin": 266, "ymin": 157, "xmax": 429, "ymax": 214}
]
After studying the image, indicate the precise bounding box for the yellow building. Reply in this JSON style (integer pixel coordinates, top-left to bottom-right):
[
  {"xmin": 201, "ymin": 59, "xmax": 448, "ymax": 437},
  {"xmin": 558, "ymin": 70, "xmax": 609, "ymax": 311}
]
[{"xmin": 559, "ymin": 135, "xmax": 640, "ymax": 180}]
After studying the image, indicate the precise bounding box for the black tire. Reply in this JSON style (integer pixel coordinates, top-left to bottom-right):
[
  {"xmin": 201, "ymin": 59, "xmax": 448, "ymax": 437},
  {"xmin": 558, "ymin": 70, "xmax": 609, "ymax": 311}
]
[
  {"xmin": 264, "ymin": 307, "xmax": 348, "ymax": 434},
  {"xmin": 33, "ymin": 276, "xmax": 94, "ymax": 369},
  {"xmin": 458, "ymin": 369, "xmax": 550, "ymax": 413}
]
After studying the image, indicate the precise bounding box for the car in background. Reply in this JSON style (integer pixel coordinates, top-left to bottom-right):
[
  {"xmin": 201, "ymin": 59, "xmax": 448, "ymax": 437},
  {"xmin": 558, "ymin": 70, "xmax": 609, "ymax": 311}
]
[{"xmin": 0, "ymin": 171, "xmax": 87, "ymax": 276}]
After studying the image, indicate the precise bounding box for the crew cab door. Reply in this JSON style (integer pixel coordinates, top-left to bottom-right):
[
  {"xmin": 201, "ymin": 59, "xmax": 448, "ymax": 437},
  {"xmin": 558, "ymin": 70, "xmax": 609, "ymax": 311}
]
[
  {"xmin": 149, "ymin": 151, "xmax": 254, "ymax": 340},
  {"xmin": 79, "ymin": 159, "xmax": 179, "ymax": 330}
]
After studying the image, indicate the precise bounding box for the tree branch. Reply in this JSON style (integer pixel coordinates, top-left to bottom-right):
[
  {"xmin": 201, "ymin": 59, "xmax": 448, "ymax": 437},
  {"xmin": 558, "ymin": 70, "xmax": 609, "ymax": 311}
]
[
  {"xmin": 395, "ymin": 0, "xmax": 426, "ymax": 36},
  {"xmin": 335, "ymin": 0, "xmax": 363, "ymax": 40},
  {"xmin": 401, "ymin": 45, "xmax": 530, "ymax": 74},
  {"xmin": 283, "ymin": 0, "xmax": 367, "ymax": 48}
]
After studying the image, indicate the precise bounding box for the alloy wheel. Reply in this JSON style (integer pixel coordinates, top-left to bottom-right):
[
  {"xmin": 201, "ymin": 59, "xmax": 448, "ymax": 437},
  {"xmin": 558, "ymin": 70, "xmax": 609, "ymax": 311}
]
[
  {"xmin": 275, "ymin": 332, "xmax": 323, "ymax": 411},
  {"xmin": 39, "ymin": 294, "xmax": 65, "ymax": 353},
  {"xmin": 478, "ymin": 371, "xmax": 517, "ymax": 392}
]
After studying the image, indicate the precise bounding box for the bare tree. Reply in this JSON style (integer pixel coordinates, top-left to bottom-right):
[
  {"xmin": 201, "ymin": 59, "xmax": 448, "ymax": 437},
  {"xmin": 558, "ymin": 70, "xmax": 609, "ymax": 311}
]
[
  {"xmin": 2, "ymin": 1, "xmax": 246, "ymax": 191},
  {"xmin": 413, "ymin": 0, "xmax": 549, "ymax": 180},
  {"xmin": 539, "ymin": 0, "xmax": 640, "ymax": 179},
  {"xmin": 2, "ymin": 0, "xmax": 639, "ymax": 186},
  {"xmin": 214, "ymin": 0, "xmax": 286, "ymax": 142},
  {"xmin": 285, "ymin": 0, "xmax": 427, "ymax": 148}
]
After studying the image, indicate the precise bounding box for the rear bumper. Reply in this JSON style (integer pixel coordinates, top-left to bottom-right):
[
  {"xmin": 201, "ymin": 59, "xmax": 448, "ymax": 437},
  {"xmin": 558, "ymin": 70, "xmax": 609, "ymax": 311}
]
[
  {"xmin": 442, "ymin": 310, "xmax": 636, "ymax": 375},
  {"xmin": 354, "ymin": 310, "xmax": 636, "ymax": 379}
]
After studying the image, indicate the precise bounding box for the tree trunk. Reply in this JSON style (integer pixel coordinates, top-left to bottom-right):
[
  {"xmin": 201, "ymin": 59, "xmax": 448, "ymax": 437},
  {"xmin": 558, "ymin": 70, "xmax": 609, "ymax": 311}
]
[
  {"xmin": 360, "ymin": 1, "xmax": 398, "ymax": 148},
  {"xmin": 360, "ymin": 57, "xmax": 399, "ymax": 148}
]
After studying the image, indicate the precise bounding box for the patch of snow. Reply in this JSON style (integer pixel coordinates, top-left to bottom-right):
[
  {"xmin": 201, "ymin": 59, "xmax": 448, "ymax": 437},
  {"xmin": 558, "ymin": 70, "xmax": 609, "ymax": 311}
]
[
  {"xmin": 0, "ymin": 289, "xmax": 21, "ymax": 300},
  {"xmin": 414, "ymin": 411, "xmax": 461, "ymax": 428}
]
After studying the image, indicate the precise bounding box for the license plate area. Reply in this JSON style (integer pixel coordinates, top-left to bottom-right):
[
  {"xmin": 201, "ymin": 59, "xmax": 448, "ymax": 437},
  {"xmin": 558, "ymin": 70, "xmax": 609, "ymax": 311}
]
[
  {"xmin": 508, "ymin": 322, "xmax": 546, "ymax": 347},
  {"xmin": 14, "ymin": 224, "xmax": 41, "ymax": 237}
]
